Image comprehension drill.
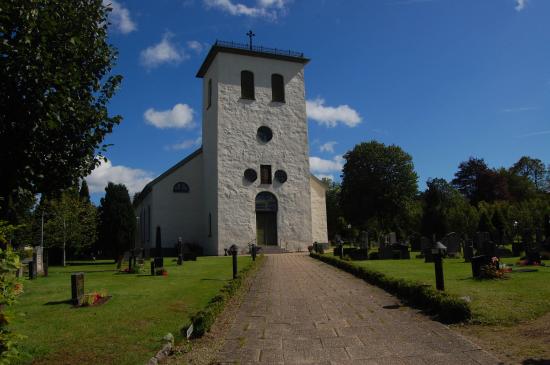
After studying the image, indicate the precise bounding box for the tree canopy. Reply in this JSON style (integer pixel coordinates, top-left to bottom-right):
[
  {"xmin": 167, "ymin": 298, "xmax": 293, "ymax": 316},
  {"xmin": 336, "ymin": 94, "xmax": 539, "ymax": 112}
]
[
  {"xmin": 0, "ymin": 0, "xmax": 122, "ymax": 219},
  {"xmin": 98, "ymin": 183, "xmax": 136, "ymax": 260},
  {"xmin": 340, "ymin": 141, "xmax": 418, "ymax": 236}
]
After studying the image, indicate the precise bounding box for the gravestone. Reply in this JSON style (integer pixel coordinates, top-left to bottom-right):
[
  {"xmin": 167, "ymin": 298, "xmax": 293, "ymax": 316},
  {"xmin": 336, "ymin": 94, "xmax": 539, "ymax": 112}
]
[
  {"xmin": 71, "ymin": 272, "xmax": 85, "ymax": 305},
  {"xmin": 34, "ymin": 246, "xmax": 44, "ymax": 275},
  {"xmin": 28, "ymin": 260, "xmax": 37, "ymax": 280},
  {"xmin": 359, "ymin": 231, "xmax": 369, "ymax": 249},
  {"xmin": 150, "ymin": 260, "xmax": 156, "ymax": 276},
  {"xmin": 474, "ymin": 232, "xmax": 491, "ymax": 252},
  {"xmin": 177, "ymin": 237, "xmax": 183, "ymax": 266},
  {"xmin": 442, "ymin": 232, "xmax": 461, "ymax": 258},
  {"xmin": 421, "ymin": 237, "xmax": 433, "ymax": 262},
  {"xmin": 389, "ymin": 232, "xmax": 397, "ymax": 244},
  {"xmin": 480, "ymin": 241, "xmax": 496, "ymax": 257},
  {"xmin": 464, "ymin": 242, "xmax": 474, "ymax": 263},
  {"xmin": 154, "ymin": 257, "xmax": 164, "ymax": 270},
  {"xmin": 471, "ymin": 255, "xmax": 491, "ymax": 279}
]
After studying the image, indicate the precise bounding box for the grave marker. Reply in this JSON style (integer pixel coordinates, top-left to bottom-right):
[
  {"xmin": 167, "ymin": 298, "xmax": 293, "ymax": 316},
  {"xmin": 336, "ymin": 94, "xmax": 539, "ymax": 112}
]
[{"xmin": 71, "ymin": 272, "xmax": 85, "ymax": 305}]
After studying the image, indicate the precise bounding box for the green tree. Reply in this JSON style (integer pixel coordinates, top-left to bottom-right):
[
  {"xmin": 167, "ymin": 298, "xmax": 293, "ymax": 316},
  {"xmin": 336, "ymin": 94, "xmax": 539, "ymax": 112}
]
[
  {"xmin": 477, "ymin": 208, "xmax": 494, "ymax": 234},
  {"xmin": 44, "ymin": 188, "xmax": 97, "ymax": 265},
  {"xmin": 511, "ymin": 156, "xmax": 547, "ymax": 191},
  {"xmin": 0, "ymin": 0, "xmax": 122, "ymax": 220},
  {"xmin": 340, "ymin": 141, "xmax": 418, "ymax": 236},
  {"xmin": 421, "ymin": 178, "xmax": 478, "ymax": 240},
  {"xmin": 79, "ymin": 180, "xmax": 91, "ymax": 203},
  {"xmin": 323, "ymin": 178, "xmax": 343, "ymax": 240},
  {"xmin": 98, "ymin": 183, "xmax": 136, "ymax": 261}
]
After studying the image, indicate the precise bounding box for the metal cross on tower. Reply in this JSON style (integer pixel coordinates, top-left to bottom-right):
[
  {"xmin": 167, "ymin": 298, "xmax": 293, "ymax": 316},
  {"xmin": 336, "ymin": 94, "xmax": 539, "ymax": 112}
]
[{"xmin": 246, "ymin": 30, "xmax": 255, "ymax": 50}]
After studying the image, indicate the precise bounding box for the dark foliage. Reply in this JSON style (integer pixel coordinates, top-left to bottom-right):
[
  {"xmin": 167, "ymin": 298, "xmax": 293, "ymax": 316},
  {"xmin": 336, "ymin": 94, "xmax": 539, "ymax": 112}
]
[
  {"xmin": 97, "ymin": 183, "xmax": 136, "ymax": 260},
  {"xmin": 0, "ymin": 0, "xmax": 122, "ymax": 219}
]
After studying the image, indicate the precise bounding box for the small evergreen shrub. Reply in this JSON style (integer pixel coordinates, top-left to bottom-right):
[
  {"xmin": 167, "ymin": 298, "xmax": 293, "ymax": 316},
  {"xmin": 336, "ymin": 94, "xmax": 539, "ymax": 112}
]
[
  {"xmin": 188, "ymin": 255, "xmax": 264, "ymax": 337},
  {"xmin": 310, "ymin": 253, "xmax": 471, "ymax": 323}
]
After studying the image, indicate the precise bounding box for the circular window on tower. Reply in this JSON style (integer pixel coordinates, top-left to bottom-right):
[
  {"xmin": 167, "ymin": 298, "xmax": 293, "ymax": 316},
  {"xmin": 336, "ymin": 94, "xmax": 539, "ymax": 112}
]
[
  {"xmin": 257, "ymin": 126, "xmax": 273, "ymax": 143},
  {"xmin": 274, "ymin": 170, "xmax": 287, "ymax": 184},
  {"xmin": 244, "ymin": 168, "xmax": 258, "ymax": 182}
]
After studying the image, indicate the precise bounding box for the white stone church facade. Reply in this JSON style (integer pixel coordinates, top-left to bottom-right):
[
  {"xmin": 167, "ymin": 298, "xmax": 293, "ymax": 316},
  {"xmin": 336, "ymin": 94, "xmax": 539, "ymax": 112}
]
[{"xmin": 134, "ymin": 41, "xmax": 328, "ymax": 255}]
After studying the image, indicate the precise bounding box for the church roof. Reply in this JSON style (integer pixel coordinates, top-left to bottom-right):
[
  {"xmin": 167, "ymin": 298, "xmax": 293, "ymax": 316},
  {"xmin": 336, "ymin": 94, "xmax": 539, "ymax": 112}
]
[
  {"xmin": 196, "ymin": 40, "xmax": 310, "ymax": 78},
  {"xmin": 134, "ymin": 148, "xmax": 203, "ymax": 206}
]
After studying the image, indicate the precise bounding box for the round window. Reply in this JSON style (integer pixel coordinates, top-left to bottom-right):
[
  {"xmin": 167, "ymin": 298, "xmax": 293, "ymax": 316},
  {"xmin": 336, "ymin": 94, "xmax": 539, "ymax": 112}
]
[
  {"xmin": 244, "ymin": 168, "xmax": 257, "ymax": 182},
  {"xmin": 257, "ymin": 126, "xmax": 273, "ymax": 143},
  {"xmin": 274, "ymin": 170, "xmax": 287, "ymax": 184}
]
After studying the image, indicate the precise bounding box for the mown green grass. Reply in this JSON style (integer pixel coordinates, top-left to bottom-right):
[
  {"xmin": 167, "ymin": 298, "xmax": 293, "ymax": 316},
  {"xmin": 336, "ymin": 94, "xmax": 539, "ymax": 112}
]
[
  {"xmin": 340, "ymin": 254, "xmax": 550, "ymax": 325},
  {"xmin": 12, "ymin": 256, "xmax": 253, "ymax": 365}
]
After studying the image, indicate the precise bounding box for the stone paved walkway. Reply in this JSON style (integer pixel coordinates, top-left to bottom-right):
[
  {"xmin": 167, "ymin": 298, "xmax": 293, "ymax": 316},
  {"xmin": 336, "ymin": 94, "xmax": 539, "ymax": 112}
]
[{"xmin": 215, "ymin": 254, "xmax": 501, "ymax": 365}]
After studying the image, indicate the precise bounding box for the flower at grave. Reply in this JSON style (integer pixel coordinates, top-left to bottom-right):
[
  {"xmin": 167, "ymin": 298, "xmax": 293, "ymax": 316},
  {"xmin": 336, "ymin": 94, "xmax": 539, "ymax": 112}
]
[
  {"xmin": 13, "ymin": 283, "xmax": 23, "ymax": 296},
  {"xmin": 491, "ymin": 256, "xmax": 499, "ymax": 265},
  {"xmin": 162, "ymin": 269, "xmax": 168, "ymax": 277}
]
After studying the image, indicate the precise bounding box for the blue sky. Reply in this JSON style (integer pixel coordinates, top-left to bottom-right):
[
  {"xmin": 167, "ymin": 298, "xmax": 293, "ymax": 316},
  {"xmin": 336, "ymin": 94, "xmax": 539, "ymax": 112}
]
[{"xmin": 86, "ymin": 0, "xmax": 550, "ymax": 203}]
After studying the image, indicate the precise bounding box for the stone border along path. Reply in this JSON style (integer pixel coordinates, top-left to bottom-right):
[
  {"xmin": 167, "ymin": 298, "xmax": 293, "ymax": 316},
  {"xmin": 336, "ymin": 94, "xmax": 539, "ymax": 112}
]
[{"xmin": 214, "ymin": 253, "xmax": 501, "ymax": 365}]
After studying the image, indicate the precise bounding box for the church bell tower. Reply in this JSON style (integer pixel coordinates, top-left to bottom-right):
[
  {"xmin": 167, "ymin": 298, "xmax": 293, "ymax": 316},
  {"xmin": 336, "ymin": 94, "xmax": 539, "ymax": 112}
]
[{"xmin": 196, "ymin": 39, "xmax": 312, "ymax": 255}]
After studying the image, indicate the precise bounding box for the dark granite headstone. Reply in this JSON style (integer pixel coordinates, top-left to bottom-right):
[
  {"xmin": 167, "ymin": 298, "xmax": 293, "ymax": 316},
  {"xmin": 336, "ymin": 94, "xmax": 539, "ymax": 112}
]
[
  {"xmin": 154, "ymin": 257, "xmax": 164, "ymax": 269},
  {"xmin": 464, "ymin": 243, "xmax": 474, "ymax": 263},
  {"xmin": 471, "ymin": 255, "xmax": 490, "ymax": 279},
  {"xmin": 442, "ymin": 232, "xmax": 461, "ymax": 258},
  {"xmin": 28, "ymin": 260, "xmax": 37, "ymax": 280},
  {"xmin": 71, "ymin": 272, "xmax": 84, "ymax": 305},
  {"xmin": 150, "ymin": 260, "xmax": 155, "ymax": 276}
]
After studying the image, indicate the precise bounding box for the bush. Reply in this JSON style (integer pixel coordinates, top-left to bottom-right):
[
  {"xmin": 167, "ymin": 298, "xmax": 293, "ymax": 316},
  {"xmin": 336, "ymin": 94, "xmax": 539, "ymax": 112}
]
[
  {"xmin": 309, "ymin": 252, "xmax": 471, "ymax": 323},
  {"xmin": 188, "ymin": 255, "xmax": 264, "ymax": 337},
  {"xmin": 0, "ymin": 222, "xmax": 25, "ymax": 363}
]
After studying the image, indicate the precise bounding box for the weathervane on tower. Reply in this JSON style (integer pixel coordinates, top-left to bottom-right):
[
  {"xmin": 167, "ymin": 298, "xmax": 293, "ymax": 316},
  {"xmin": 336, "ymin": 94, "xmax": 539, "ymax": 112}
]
[{"xmin": 246, "ymin": 30, "xmax": 255, "ymax": 50}]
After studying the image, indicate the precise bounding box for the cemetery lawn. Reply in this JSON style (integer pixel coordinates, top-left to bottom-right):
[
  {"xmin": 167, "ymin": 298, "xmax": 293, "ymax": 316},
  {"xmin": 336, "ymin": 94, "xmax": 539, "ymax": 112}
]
[
  {"xmin": 12, "ymin": 256, "xmax": 253, "ymax": 365},
  {"xmin": 343, "ymin": 255, "xmax": 550, "ymax": 325}
]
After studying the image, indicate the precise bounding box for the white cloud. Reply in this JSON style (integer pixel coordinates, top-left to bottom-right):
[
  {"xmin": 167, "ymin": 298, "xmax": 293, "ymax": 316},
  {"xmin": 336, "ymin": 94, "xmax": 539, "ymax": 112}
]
[
  {"xmin": 165, "ymin": 136, "xmax": 202, "ymax": 150},
  {"xmin": 86, "ymin": 160, "xmax": 154, "ymax": 195},
  {"xmin": 515, "ymin": 0, "xmax": 527, "ymax": 11},
  {"xmin": 518, "ymin": 130, "xmax": 550, "ymax": 138},
  {"xmin": 309, "ymin": 155, "xmax": 344, "ymax": 175},
  {"xmin": 314, "ymin": 174, "xmax": 334, "ymax": 181},
  {"xmin": 103, "ymin": 0, "xmax": 136, "ymax": 34},
  {"xmin": 306, "ymin": 98, "xmax": 362, "ymax": 127},
  {"xmin": 501, "ymin": 106, "xmax": 537, "ymax": 113},
  {"xmin": 319, "ymin": 141, "xmax": 337, "ymax": 153},
  {"xmin": 140, "ymin": 33, "xmax": 188, "ymax": 69},
  {"xmin": 187, "ymin": 40, "xmax": 205, "ymax": 54},
  {"xmin": 203, "ymin": 0, "xmax": 288, "ymax": 19},
  {"xmin": 144, "ymin": 103, "xmax": 195, "ymax": 129}
]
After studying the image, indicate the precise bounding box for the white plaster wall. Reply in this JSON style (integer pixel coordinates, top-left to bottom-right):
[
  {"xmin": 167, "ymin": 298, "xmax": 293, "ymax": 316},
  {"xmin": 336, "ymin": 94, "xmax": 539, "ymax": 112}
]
[
  {"xmin": 214, "ymin": 52, "xmax": 312, "ymax": 254},
  {"xmin": 150, "ymin": 152, "xmax": 205, "ymax": 249},
  {"xmin": 201, "ymin": 57, "xmax": 220, "ymax": 255},
  {"xmin": 135, "ymin": 190, "xmax": 153, "ymax": 249},
  {"xmin": 310, "ymin": 176, "xmax": 328, "ymax": 243}
]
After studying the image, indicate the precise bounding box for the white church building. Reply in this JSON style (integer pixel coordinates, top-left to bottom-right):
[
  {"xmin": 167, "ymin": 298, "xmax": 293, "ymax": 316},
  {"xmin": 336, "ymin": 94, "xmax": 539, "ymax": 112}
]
[{"xmin": 134, "ymin": 41, "xmax": 328, "ymax": 255}]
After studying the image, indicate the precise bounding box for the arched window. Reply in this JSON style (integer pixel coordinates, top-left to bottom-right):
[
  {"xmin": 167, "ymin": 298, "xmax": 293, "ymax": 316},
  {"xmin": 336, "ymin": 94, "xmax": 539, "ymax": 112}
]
[
  {"xmin": 255, "ymin": 192, "xmax": 278, "ymax": 212},
  {"xmin": 173, "ymin": 182, "xmax": 190, "ymax": 193},
  {"xmin": 271, "ymin": 74, "xmax": 285, "ymax": 102},
  {"xmin": 241, "ymin": 70, "xmax": 255, "ymax": 100}
]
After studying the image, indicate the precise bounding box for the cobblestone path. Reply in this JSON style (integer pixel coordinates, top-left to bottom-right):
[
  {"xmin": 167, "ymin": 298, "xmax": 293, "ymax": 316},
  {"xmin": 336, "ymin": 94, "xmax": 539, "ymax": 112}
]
[{"xmin": 215, "ymin": 254, "xmax": 500, "ymax": 364}]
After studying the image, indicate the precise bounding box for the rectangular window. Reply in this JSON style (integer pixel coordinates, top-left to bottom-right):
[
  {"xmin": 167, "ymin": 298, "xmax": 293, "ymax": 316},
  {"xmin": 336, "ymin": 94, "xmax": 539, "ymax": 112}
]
[
  {"xmin": 207, "ymin": 79, "xmax": 212, "ymax": 109},
  {"xmin": 260, "ymin": 165, "xmax": 272, "ymax": 184},
  {"xmin": 208, "ymin": 213, "xmax": 212, "ymax": 237}
]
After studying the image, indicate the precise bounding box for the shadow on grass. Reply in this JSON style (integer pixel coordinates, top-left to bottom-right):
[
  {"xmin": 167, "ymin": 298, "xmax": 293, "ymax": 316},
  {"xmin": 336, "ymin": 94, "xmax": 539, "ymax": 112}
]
[
  {"xmin": 522, "ymin": 359, "xmax": 550, "ymax": 365},
  {"xmin": 65, "ymin": 262, "xmax": 116, "ymax": 266},
  {"xmin": 44, "ymin": 299, "xmax": 72, "ymax": 306}
]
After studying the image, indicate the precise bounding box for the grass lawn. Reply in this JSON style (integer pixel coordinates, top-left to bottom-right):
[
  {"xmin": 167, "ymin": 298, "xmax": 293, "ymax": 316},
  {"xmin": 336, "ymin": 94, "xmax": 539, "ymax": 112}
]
[
  {"xmin": 335, "ymin": 253, "xmax": 550, "ymax": 325},
  {"xmin": 12, "ymin": 256, "xmax": 253, "ymax": 365}
]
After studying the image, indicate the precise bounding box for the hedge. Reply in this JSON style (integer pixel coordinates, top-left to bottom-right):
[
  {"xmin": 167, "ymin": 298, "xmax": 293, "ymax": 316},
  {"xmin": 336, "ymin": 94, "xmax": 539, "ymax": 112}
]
[
  {"xmin": 188, "ymin": 255, "xmax": 265, "ymax": 337},
  {"xmin": 310, "ymin": 253, "xmax": 471, "ymax": 323}
]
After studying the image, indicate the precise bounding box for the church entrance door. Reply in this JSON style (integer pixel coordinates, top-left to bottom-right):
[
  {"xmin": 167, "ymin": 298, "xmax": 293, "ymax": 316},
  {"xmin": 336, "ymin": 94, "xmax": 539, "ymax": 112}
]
[
  {"xmin": 256, "ymin": 212, "xmax": 277, "ymax": 245},
  {"xmin": 255, "ymin": 192, "xmax": 278, "ymax": 246}
]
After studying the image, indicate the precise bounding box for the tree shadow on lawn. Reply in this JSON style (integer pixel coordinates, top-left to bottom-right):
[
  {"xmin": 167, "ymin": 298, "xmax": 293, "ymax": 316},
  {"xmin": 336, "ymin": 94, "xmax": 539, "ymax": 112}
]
[
  {"xmin": 44, "ymin": 299, "xmax": 72, "ymax": 306},
  {"xmin": 522, "ymin": 359, "xmax": 550, "ymax": 365}
]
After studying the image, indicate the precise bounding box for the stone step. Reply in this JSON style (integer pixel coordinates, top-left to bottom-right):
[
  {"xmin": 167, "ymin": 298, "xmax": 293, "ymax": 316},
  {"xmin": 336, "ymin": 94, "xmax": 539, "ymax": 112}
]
[{"xmin": 257, "ymin": 245, "xmax": 287, "ymax": 254}]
